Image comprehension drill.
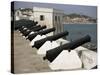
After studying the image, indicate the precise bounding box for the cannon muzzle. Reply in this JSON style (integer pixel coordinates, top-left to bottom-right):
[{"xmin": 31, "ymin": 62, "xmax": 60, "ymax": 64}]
[
  {"xmin": 32, "ymin": 25, "xmax": 46, "ymax": 31},
  {"xmin": 29, "ymin": 25, "xmax": 41, "ymax": 30},
  {"xmin": 33, "ymin": 21, "xmax": 38, "ymax": 26}
]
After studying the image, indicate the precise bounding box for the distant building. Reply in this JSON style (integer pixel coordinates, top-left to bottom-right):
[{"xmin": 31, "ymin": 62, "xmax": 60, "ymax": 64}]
[
  {"xmin": 15, "ymin": 7, "xmax": 64, "ymax": 34},
  {"xmin": 33, "ymin": 7, "xmax": 64, "ymax": 34},
  {"xmin": 15, "ymin": 8, "xmax": 33, "ymax": 20}
]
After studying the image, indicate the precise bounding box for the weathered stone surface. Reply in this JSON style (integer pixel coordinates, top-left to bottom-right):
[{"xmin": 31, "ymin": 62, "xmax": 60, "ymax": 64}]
[
  {"xmin": 14, "ymin": 31, "xmax": 51, "ymax": 73},
  {"xmin": 81, "ymin": 50, "xmax": 97, "ymax": 69},
  {"xmin": 37, "ymin": 41, "xmax": 60, "ymax": 55},
  {"xmin": 49, "ymin": 50, "xmax": 82, "ymax": 70}
]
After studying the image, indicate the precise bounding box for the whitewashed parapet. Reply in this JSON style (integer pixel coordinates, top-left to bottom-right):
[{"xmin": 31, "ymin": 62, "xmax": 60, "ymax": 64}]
[{"xmin": 56, "ymin": 39, "xmax": 97, "ymax": 69}]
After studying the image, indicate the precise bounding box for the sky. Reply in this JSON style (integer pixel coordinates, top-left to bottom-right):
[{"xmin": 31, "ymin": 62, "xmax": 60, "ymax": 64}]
[{"xmin": 13, "ymin": 1, "xmax": 97, "ymax": 19}]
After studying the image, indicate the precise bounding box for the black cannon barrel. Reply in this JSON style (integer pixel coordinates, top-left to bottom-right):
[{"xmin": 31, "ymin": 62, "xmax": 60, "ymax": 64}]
[
  {"xmin": 20, "ymin": 26, "xmax": 41, "ymax": 36},
  {"xmin": 30, "ymin": 25, "xmax": 42, "ymax": 31},
  {"xmin": 18, "ymin": 21, "xmax": 38, "ymax": 31},
  {"xmin": 22, "ymin": 30, "xmax": 32, "ymax": 37},
  {"xmin": 32, "ymin": 20, "xmax": 34, "ymax": 23},
  {"xmin": 33, "ymin": 31, "xmax": 69, "ymax": 49},
  {"xmin": 32, "ymin": 25, "xmax": 46, "ymax": 31},
  {"xmin": 39, "ymin": 27, "xmax": 55, "ymax": 35},
  {"xmin": 26, "ymin": 24, "xmax": 37, "ymax": 29},
  {"xmin": 20, "ymin": 25, "xmax": 41, "ymax": 35},
  {"xmin": 27, "ymin": 27, "xmax": 56, "ymax": 41},
  {"xmin": 15, "ymin": 20, "xmax": 36, "ymax": 30},
  {"xmin": 20, "ymin": 28, "xmax": 28, "ymax": 34},
  {"xmin": 26, "ymin": 24, "xmax": 38, "ymax": 29},
  {"xmin": 19, "ymin": 26, "xmax": 26, "ymax": 32},
  {"xmin": 22, "ymin": 26, "xmax": 47, "ymax": 37},
  {"xmin": 18, "ymin": 26, "xmax": 24, "ymax": 31},
  {"xmin": 43, "ymin": 35, "xmax": 91, "ymax": 62},
  {"xmin": 29, "ymin": 25, "xmax": 41, "ymax": 30},
  {"xmin": 33, "ymin": 21, "xmax": 38, "ymax": 26},
  {"xmin": 22, "ymin": 25, "xmax": 41, "ymax": 37}
]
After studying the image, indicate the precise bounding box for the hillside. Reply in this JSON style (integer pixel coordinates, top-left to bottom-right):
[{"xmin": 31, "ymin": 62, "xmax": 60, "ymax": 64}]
[{"xmin": 63, "ymin": 13, "xmax": 97, "ymax": 24}]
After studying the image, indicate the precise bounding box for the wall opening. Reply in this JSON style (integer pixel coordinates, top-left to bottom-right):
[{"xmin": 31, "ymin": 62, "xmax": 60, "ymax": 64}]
[{"xmin": 55, "ymin": 16, "xmax": 57, "ymax": 21}]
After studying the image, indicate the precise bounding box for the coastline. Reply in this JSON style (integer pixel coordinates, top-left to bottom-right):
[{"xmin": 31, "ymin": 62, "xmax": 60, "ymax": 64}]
[{"xmin": 63, "ymin": 23, "xmax": 97, "ymax": 25}]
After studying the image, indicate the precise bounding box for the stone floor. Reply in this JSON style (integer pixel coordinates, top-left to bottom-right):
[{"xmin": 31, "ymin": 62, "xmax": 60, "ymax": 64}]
[
  {"xmin": 13, "ymin": 31, "xmax": 97, "ymax": 74},
  {"xmin": 14, "ymin": 31, "xmax": 51, "ymax": 74}
]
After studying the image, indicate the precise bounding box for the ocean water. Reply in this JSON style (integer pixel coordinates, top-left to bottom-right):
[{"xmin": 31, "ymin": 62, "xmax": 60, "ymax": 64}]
[{"xmin": 64, "ymin": 24, "xmax": 97, "ymax": 45}]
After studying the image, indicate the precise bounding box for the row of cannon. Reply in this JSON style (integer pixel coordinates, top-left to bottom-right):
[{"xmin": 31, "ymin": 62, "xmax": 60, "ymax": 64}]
[{"xmin": 16, "ymin": 20, "xmax": 94, "ymax": 70}]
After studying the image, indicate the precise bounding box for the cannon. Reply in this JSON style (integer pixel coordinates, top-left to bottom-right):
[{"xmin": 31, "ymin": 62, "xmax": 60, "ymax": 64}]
[
  {"xmin": 23, "ymin": 30, "xmax": 34, "ymax": 37},
  {"xmin": 14, "ymin": 20, "xmax": 36, "ymax": 30},
  {"xmin": 23, "ymin": 25, "xmax": 46, "ymax": 37},
  {"xmin": 29, "ymin": 25, "xmax": 41, "ymax": 30},
  {"xmin": 21, "ymin": 25, "xmax": 41, "ymax": 37},
  {"xmin": 20, "ymin": 28, "xmax": 28, "ymax": 34},
  {"xmin": 27, "ymin": 27, "xmax": 56, "ymax": 41},
  {"xmin": 18, "ymin": 26, "xmax": 25, "ymax": 31},
  {"xmin": 20, "ymin": 25, "xmax": 46, "ymax": 37},
  {"xmin": 33, "ymin": 21, "xmax": 38, "ymax": 26},
  {"xmin": 31, "ymin": 25, "xmax": 46, "ymax": 31},
  {"xmin": 29, "ymin": 27, "xmax": 56, "ymax": 46},
  {"xmin": 32, "ymin": 31, "xmax": 69, "ymax": 49},
  {"xmin": 43, "ymin": 35, "xmax": 91, "ymax": 62},
  {"xmin": 19, "ymin": 26, "xmax": 27, "ymax": 32},
  {"xmin": 21, "ymin": 30, "xmax": 31, "ymax": 37}
]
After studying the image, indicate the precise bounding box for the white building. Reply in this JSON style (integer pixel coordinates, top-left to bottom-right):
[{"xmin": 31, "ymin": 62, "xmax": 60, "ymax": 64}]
[
  {"xmin": 15, "ymin": 8, "xmax": 33, "ymax": 20},
  {"xmin": 15, "ymin": 9, "xmax": 22, "ymax": 20},
  {"xmin": 33, "ymin": 7, "xmax": 64, "ymax": 34},
  {"xmin": 15, "ymin": 7, "xmax": 64, "ymax": 34}
]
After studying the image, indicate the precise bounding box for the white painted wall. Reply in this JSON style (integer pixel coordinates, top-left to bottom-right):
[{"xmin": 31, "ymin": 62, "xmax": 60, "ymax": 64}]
[
  {"xmin": 53, "ymin": 13, "xmax": 63, "ymax": 34},
  {"xmin": 33, "ymin": 7, "xmax": 64, "ymax": 35},
  {"xmin": 15, "ymin": 9, "xmax": 34, "ymax": 21},
  {"xmin": 15, "ymin": 7, "xmax": 64, "ymax": 35},
  {"xmin": 33, "ymin": 11, "xmax": 53, "ymax": 28},
  {"xmin": 15, "ymin": 10, "xmax": 22, "ymax": 20}
]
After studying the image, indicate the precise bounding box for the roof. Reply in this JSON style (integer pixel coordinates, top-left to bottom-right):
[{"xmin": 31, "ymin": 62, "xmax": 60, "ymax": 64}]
[{"xmin": 33, "ymin": 7, "xmax": 63, "ymax": 14}]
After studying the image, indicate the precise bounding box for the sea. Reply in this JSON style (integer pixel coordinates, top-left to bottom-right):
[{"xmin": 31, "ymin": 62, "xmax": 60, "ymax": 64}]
[{"xmin": 63, "ymin": 24, "xmax": 97, "ymax": 46}]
